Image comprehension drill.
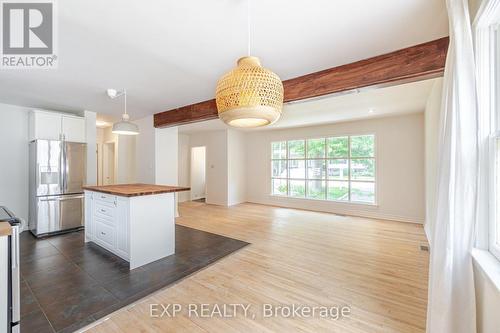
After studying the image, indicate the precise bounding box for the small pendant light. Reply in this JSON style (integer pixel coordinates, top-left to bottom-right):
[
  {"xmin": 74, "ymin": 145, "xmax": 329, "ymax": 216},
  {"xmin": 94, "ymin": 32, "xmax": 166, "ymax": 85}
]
[{"xmin": 108, "ymin": 89, "xmax": 140, "ymax": 135}]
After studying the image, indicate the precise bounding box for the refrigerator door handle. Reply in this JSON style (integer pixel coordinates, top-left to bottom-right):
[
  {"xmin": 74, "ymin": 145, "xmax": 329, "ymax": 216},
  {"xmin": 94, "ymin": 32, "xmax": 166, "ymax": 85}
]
[
  {"xmin": 11, "ymin": 228, "xmax": 18, "ymax": 269},
  {"xmin": 39, "ymin": 194, "xmax": 84, "ymax": 202},
  {"xmin": 39, "ymin": 198, "xmax": 57, "ymax": 202},
  {"xmin": 62, "ymin": 141, "xmax": 68, "ymax": 193},
  {"xmin": 11, "ymin": 225, "xmax": 21, "ymax": 324},
  {"xmin": 58, "ymin": 194, "xmax": 84, "ymax": 201},
  {"xmin": 59, "ymin": 141, "xmax": 64, "ymax": 194}
]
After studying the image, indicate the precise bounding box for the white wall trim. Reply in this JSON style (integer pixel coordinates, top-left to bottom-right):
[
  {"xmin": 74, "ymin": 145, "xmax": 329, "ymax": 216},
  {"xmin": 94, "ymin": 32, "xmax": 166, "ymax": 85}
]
[
  {"xmin": 472, "ymin": 248, "xmax": 500, "ymax": 292},
  {"xmin": 246, "ymin": 198, "xmax": 424, "ymax": 224}
]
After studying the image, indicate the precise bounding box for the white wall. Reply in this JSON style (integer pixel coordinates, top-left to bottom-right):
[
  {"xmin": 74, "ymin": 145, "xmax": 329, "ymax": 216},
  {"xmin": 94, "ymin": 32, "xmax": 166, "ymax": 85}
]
[
  {"xmin": 194, "ymin": 130, "xmax": 227, "ymax": 206},
  {"xmin": 135, "ymin": 116, "xmax": 156, "ymax": 184},
  {"xmin": 155, "ymin": 126, "xmax": 179, "ymax": 215},
  {"xmin": 474, "ymin": 260, "xmax": 500, "ymax": 333},
  {"xmin": 227, "ymin": 129, "xmax": 247, "ymax": 205},
  {"xmin": 0, "ymin": 103, "xmax": 30, "ymax": 223},
  {"xmin": 117, "ymin": 135, "xmax": 136, "ymax": 183},
  {"xmin": 155, "ymin": 127, "xmax": 178, "ymax": 185},
  {"xmin": 99, "ymin": 126, "xmax": 136, "ymax": 184},
  {"xmin": 84, "ymin": 111, "xmax": 97, "ymax": 186},
  {"xmin": 96, "ymin": 127, "xmax": 104, "ymax": 185},
  {"xmin": 424, "ymin": 78, "xmax": 443, "ymax": 243},
  {"xmin": 178, "ymin": 130, "xmax": 228, "ymax": 206},
  {"xmin": 245, "ymin": 113, "xmax": 426, "ymax": 223},
  {"xmin": 101, "ymin": 127, "xmax": 118, "ymax": 183},
  {"xmin": 177, "ymin": 134, "xmax": 190, "ymax": 202}
]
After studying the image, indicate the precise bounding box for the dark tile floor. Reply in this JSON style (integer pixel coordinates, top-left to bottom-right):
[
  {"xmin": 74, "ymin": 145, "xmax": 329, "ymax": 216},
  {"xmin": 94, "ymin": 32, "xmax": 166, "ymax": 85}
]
[{"xmin": 19, "ymin": 225, "xmax": 249, "ymax": 333}]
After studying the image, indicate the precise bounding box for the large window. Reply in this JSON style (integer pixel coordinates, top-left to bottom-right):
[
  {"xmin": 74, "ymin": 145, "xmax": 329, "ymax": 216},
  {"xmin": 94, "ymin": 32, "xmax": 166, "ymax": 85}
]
[
  {"xmin": 476, "ymin": 6, "xmax": 500, "ymax": 261},
  {"xmin": 271, "ymin": 135, "xmax": 376, "ymax": 204},
  {"xmin": 494, "ymin": 135, "xmax": 500, "ymax": 259},
  {"xmin": 491, "ymin": 25, "xmax": 500, "ymax": 259}
]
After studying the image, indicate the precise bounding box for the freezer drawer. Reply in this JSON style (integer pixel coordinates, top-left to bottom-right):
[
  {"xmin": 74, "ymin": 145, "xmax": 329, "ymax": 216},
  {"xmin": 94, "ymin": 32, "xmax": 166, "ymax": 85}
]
[{"xmin": 33, "ymin": 194, "xmax": 84, "ymax": 236}]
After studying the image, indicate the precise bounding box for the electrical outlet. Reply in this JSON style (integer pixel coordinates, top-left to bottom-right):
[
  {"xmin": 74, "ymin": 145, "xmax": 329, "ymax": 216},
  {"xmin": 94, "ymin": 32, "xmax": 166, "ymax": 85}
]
[{"xmin": 419, "ymin": 244, "xmax": 429, "ymax": 252}]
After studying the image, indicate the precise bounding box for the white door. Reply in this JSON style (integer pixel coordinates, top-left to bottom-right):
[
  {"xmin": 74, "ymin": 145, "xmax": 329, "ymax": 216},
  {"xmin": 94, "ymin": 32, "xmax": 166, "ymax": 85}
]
[
  {"xmin": 190, "ymin": 146, "xmax": 206, "ymax": 200},
  {"xmin": 103, "ymin": 142, "xmax": 115, "ymax": 185},
  {"xmin": 62, "ymin": 116, "xmax": 86, "ymax": 142}
]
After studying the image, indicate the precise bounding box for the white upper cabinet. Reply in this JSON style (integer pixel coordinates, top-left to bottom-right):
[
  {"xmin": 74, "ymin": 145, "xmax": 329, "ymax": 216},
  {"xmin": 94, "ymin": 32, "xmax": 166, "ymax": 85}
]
[
  {"xmin": 29, "ymin": 110, "xmax": 86, "ymax": 143},
  {"xmin": 29, "ymin": 111, "xmax": 61, "ymax": 141},
  {"xmin": 62, "ymin": 116, "xmax": 86, "ymax": 142}
]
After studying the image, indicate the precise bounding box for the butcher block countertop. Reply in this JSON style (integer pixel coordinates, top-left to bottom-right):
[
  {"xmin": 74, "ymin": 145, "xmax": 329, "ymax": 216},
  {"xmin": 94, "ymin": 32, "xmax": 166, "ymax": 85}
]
[
  {"xmin": 0, "ymin": 222, "xmax": 12, "ymax": 236},
  {"xmin": 83, "ymin": 184, "xmax": 190, "ymax": 197}
]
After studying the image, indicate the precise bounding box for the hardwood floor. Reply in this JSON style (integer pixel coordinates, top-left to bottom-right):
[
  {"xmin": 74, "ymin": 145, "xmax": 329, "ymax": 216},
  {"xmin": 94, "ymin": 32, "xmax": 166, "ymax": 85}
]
[{"xmin": 84, "ymin": 202, "xmax": 429, "ymax": 333}]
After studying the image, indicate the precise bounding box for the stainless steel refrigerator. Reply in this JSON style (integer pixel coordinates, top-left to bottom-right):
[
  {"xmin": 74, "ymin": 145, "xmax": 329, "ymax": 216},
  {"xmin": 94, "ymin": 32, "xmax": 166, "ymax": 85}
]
[{"xmin": 29, "ymin": 140, "xmax": 87, "ymax": 237}]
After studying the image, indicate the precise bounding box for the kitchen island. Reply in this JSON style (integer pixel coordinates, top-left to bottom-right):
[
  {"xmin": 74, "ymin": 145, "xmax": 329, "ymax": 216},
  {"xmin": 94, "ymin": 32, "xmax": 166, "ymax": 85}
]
[{"xmin": 83, "ymin": 184, "xmax": 189, "ymax": 269}]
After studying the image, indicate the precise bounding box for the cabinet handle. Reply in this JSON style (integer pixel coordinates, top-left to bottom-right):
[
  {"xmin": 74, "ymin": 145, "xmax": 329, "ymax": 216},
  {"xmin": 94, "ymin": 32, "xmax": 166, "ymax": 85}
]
[
  {"xmin": 100, "ymin": 209, "xmax": 106, "ymax": 213},
  {"xmin": 101, "ymin": 232, "xmax": 106, "ymax": 235},
  {"xmin": 101, "ymin": 196, "xmax": 106, "ymax": 199}
]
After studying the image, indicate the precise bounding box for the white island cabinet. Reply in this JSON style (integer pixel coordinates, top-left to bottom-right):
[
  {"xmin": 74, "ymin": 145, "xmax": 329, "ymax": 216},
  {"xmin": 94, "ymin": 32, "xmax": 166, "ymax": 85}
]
[{"xmin": 83, "ymin": 184, "xmax": 189, "ymax": 269}]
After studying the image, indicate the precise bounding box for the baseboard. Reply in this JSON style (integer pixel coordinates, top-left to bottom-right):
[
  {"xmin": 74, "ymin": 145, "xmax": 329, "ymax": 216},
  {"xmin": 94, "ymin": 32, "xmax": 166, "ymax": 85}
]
[{"xmin": 245, "ymin": 199, "xmax": 424, "ymax": 224}]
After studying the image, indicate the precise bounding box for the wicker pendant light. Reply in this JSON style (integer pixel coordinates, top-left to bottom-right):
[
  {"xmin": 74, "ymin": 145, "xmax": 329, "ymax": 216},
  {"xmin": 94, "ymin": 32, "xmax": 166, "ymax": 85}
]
[
  {"xmin": 215, "ymin": 0, "xmax": 283, "ymax": 128},
  {"xmin": 216, "ymin": 56, "xmax": 283, "ymax": 127}
]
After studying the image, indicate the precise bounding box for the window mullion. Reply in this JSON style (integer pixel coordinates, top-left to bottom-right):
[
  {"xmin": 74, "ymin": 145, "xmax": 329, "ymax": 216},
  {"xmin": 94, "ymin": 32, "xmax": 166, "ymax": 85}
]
[
  {"xmin": 348, "ymin": 136, "xmax": 351, "ymax": 202},
  {"xmin": 305, "ymin": 140, "xmax": 308, "ymax": 197},
  {"xmin": 272, "ymin": 135, "xmax": 375, "ymax": 204},
  {"xmin": 287, "ymin": 141, "xmax": 290, "ymax": 196}
]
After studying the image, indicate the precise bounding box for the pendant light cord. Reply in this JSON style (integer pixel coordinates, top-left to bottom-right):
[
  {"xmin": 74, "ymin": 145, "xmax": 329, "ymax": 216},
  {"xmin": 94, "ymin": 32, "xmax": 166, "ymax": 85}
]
[
  {"xmin": 247, "ymin": 0, "xmax": 251, "ymax": 56},
  {"xmin": 124, "ymin": 89, "xmax": 127, "ymax": 116}
]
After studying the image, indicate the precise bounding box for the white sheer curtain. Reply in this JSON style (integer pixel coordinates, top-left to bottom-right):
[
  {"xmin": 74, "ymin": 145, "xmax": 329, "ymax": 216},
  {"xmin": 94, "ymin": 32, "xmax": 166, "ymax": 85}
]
[{"xmin": 426, "ymin": 0, "xmax": 478, "ymax": 332}]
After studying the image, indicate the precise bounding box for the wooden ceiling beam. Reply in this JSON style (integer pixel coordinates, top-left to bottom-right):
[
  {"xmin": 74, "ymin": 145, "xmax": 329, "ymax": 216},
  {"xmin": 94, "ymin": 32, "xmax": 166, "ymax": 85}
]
[{"xmin": 154, "ymin": 37, "xmax": 449, "ymax": 128}]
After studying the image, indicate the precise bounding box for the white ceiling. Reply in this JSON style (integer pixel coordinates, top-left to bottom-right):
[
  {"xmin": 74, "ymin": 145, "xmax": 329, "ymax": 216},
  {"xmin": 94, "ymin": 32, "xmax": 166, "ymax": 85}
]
[
  {"xmin": 0, "ymin": 0, "xmax": 448, "ymax": 120},
  {"xmin": 178, "ymin": 78, "xmax": 441, "ymax": 133}
]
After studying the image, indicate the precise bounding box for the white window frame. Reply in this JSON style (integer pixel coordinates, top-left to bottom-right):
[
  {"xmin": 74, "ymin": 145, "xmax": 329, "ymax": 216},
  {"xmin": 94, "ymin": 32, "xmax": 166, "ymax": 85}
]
[
  {"xmin": 474, "ymin": 0, "xmax": 500, "ymax": 261},
  {"xmin": 270, "ymin": 134, "xmax": 377, "ymax": 205},
  {"xmin": 491, "ymin": 132, "xmax": 500, "ymax": 260}
]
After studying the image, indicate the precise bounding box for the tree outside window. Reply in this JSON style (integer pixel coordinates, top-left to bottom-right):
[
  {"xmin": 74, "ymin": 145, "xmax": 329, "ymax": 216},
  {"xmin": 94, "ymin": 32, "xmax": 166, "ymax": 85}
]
[{"xmin": 271, "ymin": 135, "xmax": 376, "ymax": 204}]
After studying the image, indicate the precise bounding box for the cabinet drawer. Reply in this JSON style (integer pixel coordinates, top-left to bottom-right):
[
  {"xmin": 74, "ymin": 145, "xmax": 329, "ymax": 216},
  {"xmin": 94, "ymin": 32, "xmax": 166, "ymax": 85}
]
[
  {"xmin": 95, "ymin": 220, "xmax": 116, "ymax": 250},
  {"xmin": 94, "ymin": 193, "xmax": 116, "ymax": 205},
  {"xmin": 94, "ymin": 202, "xmax": 116, "ymax": 222}
]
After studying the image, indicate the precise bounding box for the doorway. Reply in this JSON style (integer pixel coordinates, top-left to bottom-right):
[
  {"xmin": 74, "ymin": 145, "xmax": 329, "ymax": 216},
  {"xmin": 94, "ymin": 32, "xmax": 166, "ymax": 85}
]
[
  {"xmin": 190, "ymin": 146, "xmax": 206, "ymax": 201},
  {"xmin": 103, "ymin": 142, "xmax": 115, "ymax": 185}
]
